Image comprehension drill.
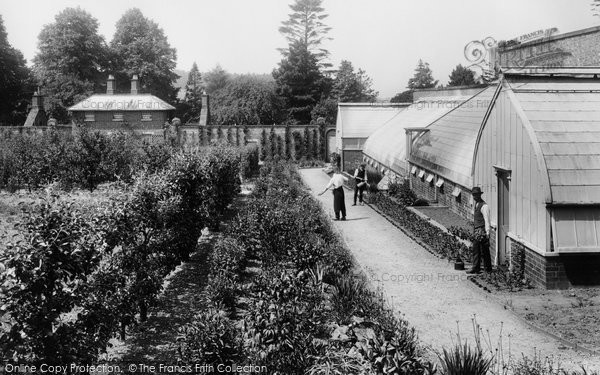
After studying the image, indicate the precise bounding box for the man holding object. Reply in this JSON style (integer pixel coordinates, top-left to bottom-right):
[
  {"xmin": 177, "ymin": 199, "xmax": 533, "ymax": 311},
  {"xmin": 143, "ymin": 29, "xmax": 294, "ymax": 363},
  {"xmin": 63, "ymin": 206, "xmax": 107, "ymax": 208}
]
[
  {"xmin": 352, "ymin": 163, "xmax": 368, "ymax": 206},
  {"xmin": 467, "ymin": 186, "xmax": 492, "ymax": 274},
  {"xmin": 318, "ymin": 167, "xmax": 348, "ymax": 221}
]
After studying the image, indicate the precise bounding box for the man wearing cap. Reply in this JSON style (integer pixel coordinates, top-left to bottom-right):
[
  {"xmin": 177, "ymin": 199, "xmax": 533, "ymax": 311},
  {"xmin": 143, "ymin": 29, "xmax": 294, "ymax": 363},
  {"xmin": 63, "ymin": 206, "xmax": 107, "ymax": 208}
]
[
  {"xmin": 467, "ymin": 186, "xmax": 492, "ymax": 274},
  {"xmin": 352, "ymin": 163, "xmax": 368, "ymax": 206}
]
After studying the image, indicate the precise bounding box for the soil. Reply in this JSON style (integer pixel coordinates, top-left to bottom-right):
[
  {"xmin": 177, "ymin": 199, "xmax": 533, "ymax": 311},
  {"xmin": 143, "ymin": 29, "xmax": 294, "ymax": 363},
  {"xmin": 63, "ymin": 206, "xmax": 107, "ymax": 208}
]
[
  {"xmin": 300, "ymin": 167, "xmax": 600, "ymax": 371},
  {"xmin": 412, "ymin": 205, "xmax": 472, "ymax": 232},
  {"xmin": 492, "ymin": 287, "xmax": 600, "ymax": 354}
]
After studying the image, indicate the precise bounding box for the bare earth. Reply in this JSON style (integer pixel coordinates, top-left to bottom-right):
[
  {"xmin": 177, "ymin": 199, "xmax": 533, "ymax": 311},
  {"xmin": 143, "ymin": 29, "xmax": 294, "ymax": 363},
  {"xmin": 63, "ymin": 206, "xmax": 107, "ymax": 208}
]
[{"xmin": 300, "ymin": 168, "xmax": 600, "ymax": 370}]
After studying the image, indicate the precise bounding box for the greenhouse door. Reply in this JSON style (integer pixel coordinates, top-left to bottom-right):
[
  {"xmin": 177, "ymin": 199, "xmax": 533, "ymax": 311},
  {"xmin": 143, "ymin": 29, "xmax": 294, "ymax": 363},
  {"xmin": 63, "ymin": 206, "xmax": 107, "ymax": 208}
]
[{"xmin": 497, "ymin": 171, "xmax": 510, "ymax": 265}]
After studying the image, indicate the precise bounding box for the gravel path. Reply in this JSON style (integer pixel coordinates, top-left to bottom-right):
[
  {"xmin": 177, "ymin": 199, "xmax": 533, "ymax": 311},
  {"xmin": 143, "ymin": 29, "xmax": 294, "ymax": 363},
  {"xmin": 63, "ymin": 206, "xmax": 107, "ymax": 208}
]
[{"xmin": 300, "ymin": 168, "xmax": 600, "ymax": 370}]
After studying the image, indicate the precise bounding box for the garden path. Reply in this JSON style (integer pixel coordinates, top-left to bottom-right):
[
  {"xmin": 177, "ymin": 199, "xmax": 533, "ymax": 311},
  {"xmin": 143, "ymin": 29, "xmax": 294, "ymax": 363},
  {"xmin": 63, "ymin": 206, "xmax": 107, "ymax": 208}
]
[{"xmin": 300, "ymin": 168, "xmax": 600, "ymax": 370}]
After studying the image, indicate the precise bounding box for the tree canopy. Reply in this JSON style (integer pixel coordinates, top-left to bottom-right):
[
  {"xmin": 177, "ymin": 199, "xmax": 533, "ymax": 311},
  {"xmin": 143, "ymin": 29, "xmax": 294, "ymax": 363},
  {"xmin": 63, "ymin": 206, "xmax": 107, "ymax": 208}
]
[
  {"xmin": 448, "ymin": 64, "xmax": 477, "ymax": 87},
  {"xmin": 273, "ymin": 40, "xmax": 328, "ymax": 124},
  {"xmin": 110, "ymin": 8, "xmax": 178, "ymax": 102},
  {"xmin": 331, "ymin": 60, "xmax": 378, "ymax": 102},
  {"xmin": 0, "ymin": 15, "xmax": 32, "ymax": 125},
  {"xmin": 33, "ymin": 7, "xmax": 109, "ymax": 122},
  {"xmin": 390, "ymin": 90, "xmax": 414, "ymax": 103},
  {"xmin": 210, "ymin": 74, "xmax": 285, "ymax": 125},
  {"xmin": 407, "ymin": 59, "xmax": 438, "ymax": 90},
  {"xmin": 203, "ymin": 64, "xmax": 231, "ymax": 95},
  {"xmin": 279, "ymin": 0, "xmax": 332, "ymax": 67}
]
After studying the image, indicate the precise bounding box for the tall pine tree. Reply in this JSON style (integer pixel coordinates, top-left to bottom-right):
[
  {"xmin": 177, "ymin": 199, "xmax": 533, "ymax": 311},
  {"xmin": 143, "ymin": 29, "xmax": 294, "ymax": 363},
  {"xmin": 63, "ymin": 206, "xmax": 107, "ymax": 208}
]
[
  {"xmin": 183, "ymin": 62, "xmax": 204, "ymax": 122},
  {"xmin": 407, "ymin": 59, "xmax": 438, "ymax": 89},
  {"xmin": 279, "ymin": 0, "xmax": 332, "ymax": 68},
  {"xmin": 273, "ymin": 40, "xmax": 326, "ymax": 124}
]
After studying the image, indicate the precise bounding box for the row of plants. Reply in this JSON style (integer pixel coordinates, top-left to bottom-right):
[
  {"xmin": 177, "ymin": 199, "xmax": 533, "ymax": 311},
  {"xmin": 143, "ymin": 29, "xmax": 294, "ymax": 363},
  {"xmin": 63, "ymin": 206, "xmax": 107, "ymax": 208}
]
[
  {"xmin": 0, "ymin": 128, "xmax": 174, "ymax": 192},
  {"xmin": 176, "ymin": 160, "xmax": 435, "ymax": 374},
  {"xmin": 260, "ymin": 126, "xmax": 321, "ymax": 161},
  {"xmin": 368, "ymin": 191, "xmax": 470, "ymax": 261},
  {"xmin": 0, "ymin": 144, "xmax": 257, "ymax": 364}
]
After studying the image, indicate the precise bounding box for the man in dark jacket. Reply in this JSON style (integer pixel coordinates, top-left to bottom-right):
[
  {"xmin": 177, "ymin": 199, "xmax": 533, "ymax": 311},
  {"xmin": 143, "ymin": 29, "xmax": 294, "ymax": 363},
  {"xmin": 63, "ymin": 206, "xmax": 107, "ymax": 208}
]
[
  {"xmin": 467, "ymin": 186, "xmax": 492, "ymax": 274},
  {"xmin": 352, "ymin": 163, "xmax": 368, "ymax": 206}
]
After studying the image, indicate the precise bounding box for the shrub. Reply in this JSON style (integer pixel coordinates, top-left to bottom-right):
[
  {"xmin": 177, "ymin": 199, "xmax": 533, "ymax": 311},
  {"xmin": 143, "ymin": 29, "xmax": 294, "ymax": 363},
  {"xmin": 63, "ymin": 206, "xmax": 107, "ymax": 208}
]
[
  {"xmin": 177, "ymin": 309, "xmax": 241, "ymax": 365},
  {"xmin": 388, "ymin": 179, "xmax": 417, "ymax": 207},
  {"xmin": 209, "ymin": 238, "xmax": 247, "ymax": 276},
  {"xmin": 439, "ymin": 342, "xmax": 493, "ymax": 375}
]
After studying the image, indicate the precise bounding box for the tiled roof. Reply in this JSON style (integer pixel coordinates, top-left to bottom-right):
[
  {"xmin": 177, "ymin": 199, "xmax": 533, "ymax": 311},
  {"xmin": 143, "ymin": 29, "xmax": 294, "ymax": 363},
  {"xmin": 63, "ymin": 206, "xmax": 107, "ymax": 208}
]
[{"xmin": 69, "ymin": 94, "xmax": 175, "ymax": 111}]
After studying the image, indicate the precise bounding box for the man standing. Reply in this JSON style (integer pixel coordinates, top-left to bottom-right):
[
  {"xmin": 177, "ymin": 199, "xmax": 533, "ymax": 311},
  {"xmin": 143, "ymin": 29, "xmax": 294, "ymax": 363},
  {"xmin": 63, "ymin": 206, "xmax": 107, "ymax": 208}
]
[
  {"xmin": 352, "ymin": 163, "xmax": 368, "ymax": 206},
  {"xmin": 467, "ymin": 187, "xmax": 492, "ymax": 274},
  {"xmin": 318, "ymin": 167, "xmax": 348, "ymax": 221}
]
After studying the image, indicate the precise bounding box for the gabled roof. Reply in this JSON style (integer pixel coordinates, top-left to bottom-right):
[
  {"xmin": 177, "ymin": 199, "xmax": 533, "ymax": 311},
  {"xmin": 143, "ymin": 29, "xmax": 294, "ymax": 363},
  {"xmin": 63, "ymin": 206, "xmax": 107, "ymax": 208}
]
[
  {"xmin": 69, "ymin": 94, "xmax": 175, "ymax": 111},
  {"xmin": 336, "ymin": 103, "xmax": 409, "ymax": 139},
  {"xmin": 362, "ymin": 94, "xmax": 479, "ymax": 174},
  {"xmin": 509, "ymin": 79, "xmax": 600, "ymax": 204}
]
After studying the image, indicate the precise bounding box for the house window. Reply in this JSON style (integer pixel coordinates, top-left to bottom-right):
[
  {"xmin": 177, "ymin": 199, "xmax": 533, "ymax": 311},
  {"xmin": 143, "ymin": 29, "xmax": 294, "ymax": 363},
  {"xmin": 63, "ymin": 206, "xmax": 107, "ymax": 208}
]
[
  {"xmin": 84, "ymin": 112, "xmax": 95, "ymax": 122},
  {"xmin": 112, "ymin": 113, "xmax": 124, "ymax": 121},
  {"xmin": 141, "ymin": 113, "xmax": 152, "ymax": 121}
]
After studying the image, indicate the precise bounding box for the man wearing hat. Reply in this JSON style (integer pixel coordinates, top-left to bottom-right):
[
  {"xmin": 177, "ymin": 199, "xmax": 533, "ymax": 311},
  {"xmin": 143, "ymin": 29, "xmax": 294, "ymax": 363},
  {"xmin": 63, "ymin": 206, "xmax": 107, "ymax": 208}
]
[
  {"xmin": 352, "ymin": 163, "xmax": 368, "ymax": 206},
  {"xmin": 467, "ymin": 186, "xmax": 492, "ymax": 274}
]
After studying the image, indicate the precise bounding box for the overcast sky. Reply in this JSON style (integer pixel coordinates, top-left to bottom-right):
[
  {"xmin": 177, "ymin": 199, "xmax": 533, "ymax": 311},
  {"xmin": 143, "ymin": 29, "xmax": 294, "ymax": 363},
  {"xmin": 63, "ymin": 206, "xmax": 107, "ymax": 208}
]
[{"xmin": 1, "ymin": 0, "xmax": 598, "ymax": 98}]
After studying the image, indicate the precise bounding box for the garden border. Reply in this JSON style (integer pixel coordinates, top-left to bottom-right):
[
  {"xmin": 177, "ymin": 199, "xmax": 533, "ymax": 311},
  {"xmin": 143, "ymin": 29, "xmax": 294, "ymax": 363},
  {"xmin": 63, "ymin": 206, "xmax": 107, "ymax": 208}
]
[{"xmin": 364, "ymin": 194, "xmax": 600, "ymax": 358}]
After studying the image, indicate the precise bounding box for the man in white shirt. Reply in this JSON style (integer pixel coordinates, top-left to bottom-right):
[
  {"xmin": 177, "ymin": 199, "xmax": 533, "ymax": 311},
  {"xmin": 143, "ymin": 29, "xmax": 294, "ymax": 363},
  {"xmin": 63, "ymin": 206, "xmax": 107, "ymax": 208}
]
[
  {"xmin": 318, "ymin": 167, "xmax": 349, "ymax": 220},
  {"xmin": 467, "ymin": 186, "xmax": 492, "ymax": 274}
]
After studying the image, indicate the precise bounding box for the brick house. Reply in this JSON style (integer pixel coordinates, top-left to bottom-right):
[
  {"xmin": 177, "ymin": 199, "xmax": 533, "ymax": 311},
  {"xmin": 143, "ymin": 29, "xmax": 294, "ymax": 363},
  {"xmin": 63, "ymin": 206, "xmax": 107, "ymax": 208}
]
[{"xmin": 69, "ymin": 75, "xmax": 175, "ymax": 131}]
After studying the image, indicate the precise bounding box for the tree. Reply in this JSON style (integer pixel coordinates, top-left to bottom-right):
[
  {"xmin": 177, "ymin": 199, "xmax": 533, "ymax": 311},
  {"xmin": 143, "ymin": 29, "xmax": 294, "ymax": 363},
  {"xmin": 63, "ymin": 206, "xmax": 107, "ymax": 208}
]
[
  {"xmin": 111, "ymin": 8, "xmax": 178, "ymax": 102},
  {"xmin": 448, "ymin": 64, "xmax": 477, "ymax": 87},
  {"xmin": 310, "ymin": 98, "xmax": 337, "ymax": 125},
  {"xmin": 210, "ymin": 74, "xmax": 285, "ymax": 125},
  {"xmin": 331, "ymin": 60, "xmax": 378, "ymax": 102},
  {"xmin": 203, "ymin": 64, "xmax": 230, "ymax": 95},
  {"xmin": 273, "ymin": 40, "xmax": 326, "ymax": 124},
  {"xmin": 390, "ymin": 90, "xmax": 413, "ymax": 103},
  {"xmin": 0, "ymin": 15, "xmax": 32, "ymax": 125},
  {"xmin": 182, "ymin": 62, "xmax": 204, "ymax": 123},
  {"xmin": 33, "ymin": 7, "xmax": 109, "ymax": 122},
  {"xmin": 407, "ymin": 59, "xmax": 438, "ymax": 90},
  {"xmin": 279, "ymin": 0, "xmax": 332, "ymax": 67}
]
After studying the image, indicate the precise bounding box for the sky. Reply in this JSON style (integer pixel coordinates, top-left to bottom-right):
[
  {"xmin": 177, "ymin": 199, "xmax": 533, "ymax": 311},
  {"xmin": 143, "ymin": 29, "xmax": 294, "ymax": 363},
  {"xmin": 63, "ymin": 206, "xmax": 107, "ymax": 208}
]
[{"xmin": 0, "ymin": 0, "xmax": 598, "ymax": 98}]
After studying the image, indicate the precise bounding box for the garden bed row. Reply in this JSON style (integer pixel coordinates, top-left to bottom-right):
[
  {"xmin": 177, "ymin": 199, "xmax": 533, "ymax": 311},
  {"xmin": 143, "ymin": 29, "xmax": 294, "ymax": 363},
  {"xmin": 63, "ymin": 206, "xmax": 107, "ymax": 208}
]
[
  {"xmin": 0, "ymin": 144, "xmax": 258, "ymax": 364},
  {"xmin": 175, "ymin": 160, "xmax": 435, "ymax": 375}
]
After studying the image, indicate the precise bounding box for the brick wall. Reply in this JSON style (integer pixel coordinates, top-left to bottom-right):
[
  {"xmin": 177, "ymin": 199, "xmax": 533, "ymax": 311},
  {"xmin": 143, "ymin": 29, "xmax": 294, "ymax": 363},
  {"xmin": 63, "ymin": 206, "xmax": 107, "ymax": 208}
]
[
  {"xmin": 517, "ymin": 242, "xmax": 600, "ymax": 289},
  {"xmin": 408, "ymin": 163, "xmax": 474, "ymax": 221}
]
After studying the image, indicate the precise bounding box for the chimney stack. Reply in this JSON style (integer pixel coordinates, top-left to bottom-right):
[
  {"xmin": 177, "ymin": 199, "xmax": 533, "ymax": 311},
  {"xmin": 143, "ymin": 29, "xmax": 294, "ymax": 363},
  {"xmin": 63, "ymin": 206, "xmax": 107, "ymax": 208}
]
[
  {"xmin": 107, "ymin": 75, "xmax": 115, "ymax": 95},
  {"xmin": 131, "ymin": 74, "xmax": 139, "ymax": 95},
  {"xmin": 32, "ymin": 87, "xmax": 44, "ymax": 109},
  {"xmin": 199, "ymin": 92, "xmax": 210, "ymax": 126}
]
